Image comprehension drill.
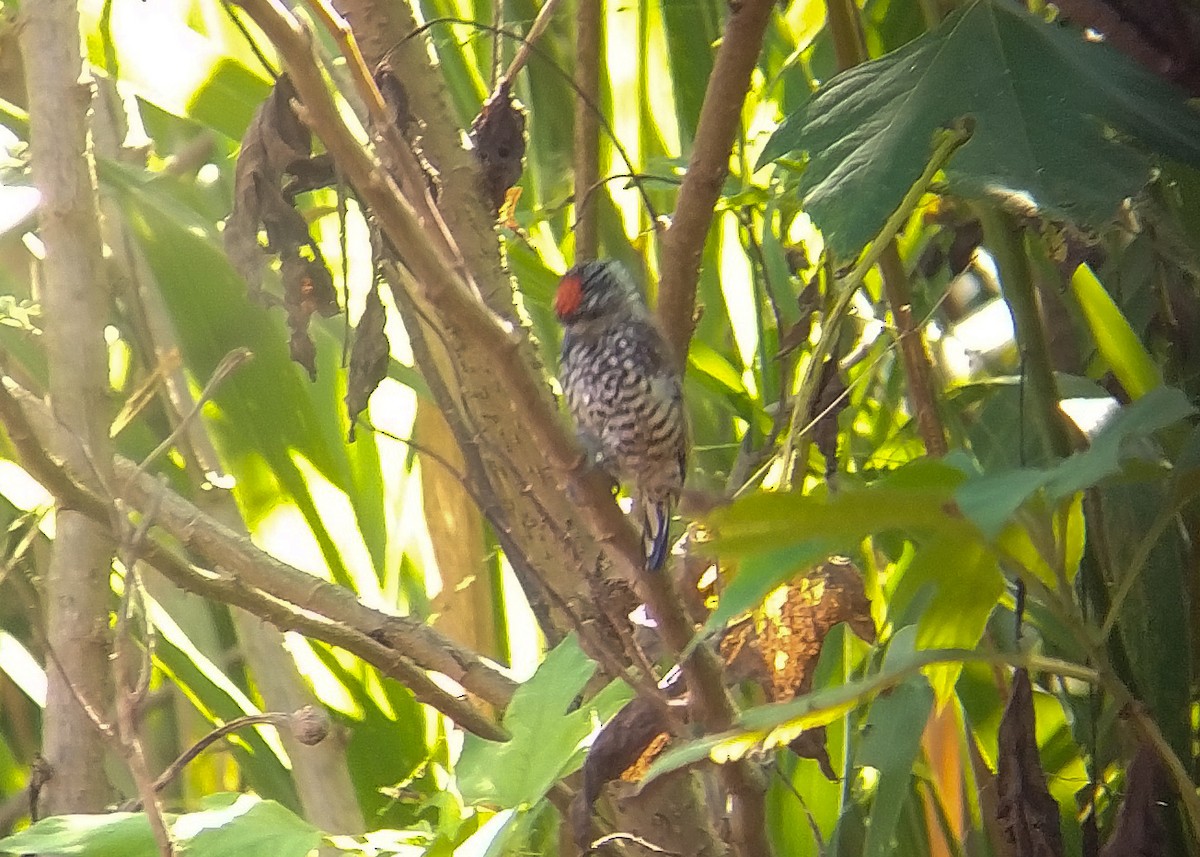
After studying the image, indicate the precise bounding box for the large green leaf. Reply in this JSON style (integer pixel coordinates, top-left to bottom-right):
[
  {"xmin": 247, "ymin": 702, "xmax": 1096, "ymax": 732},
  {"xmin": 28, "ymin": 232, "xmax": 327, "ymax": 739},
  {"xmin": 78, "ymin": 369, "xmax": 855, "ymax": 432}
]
[
  {"xmin": 706, "ymin": 458, "xmax": 970, "ymax": 557},
  {"xmin": 456, "ymin": 635, "xmax": 632, "ymax": 809},
  {"xmin": 858, "ymin": 628, "xmax": 934, "ymax": 857},
  {"xmin": 0, "ymin": 794, "xmax": 320, "ymax": 857},
  {"xmin": 761, "ymin": 0, "xmax": 1200, "ymax": 258},
  {"xmin": 954, "ymin": 386, "xmax": 1196, "ymax": 539}
]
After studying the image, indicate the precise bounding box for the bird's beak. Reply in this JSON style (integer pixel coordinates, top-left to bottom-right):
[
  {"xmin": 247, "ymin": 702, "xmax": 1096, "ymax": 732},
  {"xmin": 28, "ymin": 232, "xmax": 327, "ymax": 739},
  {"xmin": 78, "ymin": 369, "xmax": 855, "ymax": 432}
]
[{"xmin": 553, "ymin": 274, "xmax": 584, "ymax": 319}]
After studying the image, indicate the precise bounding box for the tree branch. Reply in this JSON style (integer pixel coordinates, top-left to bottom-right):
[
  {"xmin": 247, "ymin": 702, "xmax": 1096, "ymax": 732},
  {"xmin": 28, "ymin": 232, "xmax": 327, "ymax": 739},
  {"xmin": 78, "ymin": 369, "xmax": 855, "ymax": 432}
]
[
  {"xmin": 0, "ymin": 378, "xmax": 516, "ymax": 739},
  {"xmin": 573, "ymin": 0, "xmax": 602, "ymax": 258},
  {"xmin": 656, "ymin": 0, "xmax": 776, "ymax": 367}
]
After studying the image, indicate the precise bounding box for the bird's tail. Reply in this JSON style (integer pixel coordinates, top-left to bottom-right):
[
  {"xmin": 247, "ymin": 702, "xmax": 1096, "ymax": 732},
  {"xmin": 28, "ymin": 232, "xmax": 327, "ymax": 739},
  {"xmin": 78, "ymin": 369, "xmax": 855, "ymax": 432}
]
[{"xmin": 642, "ymin": 498, "xmax": 671, "ymax": 572}]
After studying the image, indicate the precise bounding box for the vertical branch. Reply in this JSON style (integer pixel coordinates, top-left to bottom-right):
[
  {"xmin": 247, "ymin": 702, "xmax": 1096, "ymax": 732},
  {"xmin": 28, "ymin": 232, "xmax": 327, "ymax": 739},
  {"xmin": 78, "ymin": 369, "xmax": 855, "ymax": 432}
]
[
  {"xmin": 879, "ymin": 244, "xmax": 948, "ymax": 456},
  {"xmin": 573, "ymin": 0, "xmax": 602, "ymax": 259},
  {"xmin": 656, "ymin": 0, "xmax": 775, "ymax": 367},
  {"xmin": 18, "ymin": 0, "xmax": 116, "ymax": 814}
]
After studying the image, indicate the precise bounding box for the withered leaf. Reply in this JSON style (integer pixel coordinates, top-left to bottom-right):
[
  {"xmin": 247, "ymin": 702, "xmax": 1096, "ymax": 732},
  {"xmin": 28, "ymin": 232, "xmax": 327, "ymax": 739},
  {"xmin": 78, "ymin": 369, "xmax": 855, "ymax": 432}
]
[
  {"xmin": 345, "ymin": 281, "xmax": 390, "ymax": 441},
  {"xmin": 225, "ymin": 75, "xmax": 312, "ymax": 291},
  {"xmin": 759, "ymin": 558, "xmax": 874, "ymax": 703},
  {"xmin": 571, "ymin": 696, "xmax": 670, "ymax": 849},
  {"xmin": 289, "ymin": 329, "xmax": 318, "ymax": 381},
  {"xmin": 282, "ymin": 152, "xmax": 337, "ymax": 198},
  {"xmin": 996, "ymin": 668, "xmax": 1065, "ymax": 857},
  {"xmin": 787, "ymin": 726, "xmax": 836, "ymax": 781},
  {"xmin": 470, "ymin": 80, "xmax": 526, "ymax": 214},
  {"xmin": 1099, "ymin": 743, "xmax": 1169, "ymax": 857},
  {"xmin": 373, "ymin": 66, "xmax": 413, "ymax": 132},
  {"xmin": 947, "ymin": 218, "xmax": 983, "ymax": 276},
  {"xmin": 726, "ymin": 558, "xmax": 870, "ymax": 780},
  {"xmin": 226, "ymin": 74, "xmax": 341, "ymax": 379},
  {"xmin": 810, "ymin": 362, "xmax": 848, "ymax": 484},
  {"xmin": 279, "ymin": 251, "xmax": 337, "ymax": 380}
]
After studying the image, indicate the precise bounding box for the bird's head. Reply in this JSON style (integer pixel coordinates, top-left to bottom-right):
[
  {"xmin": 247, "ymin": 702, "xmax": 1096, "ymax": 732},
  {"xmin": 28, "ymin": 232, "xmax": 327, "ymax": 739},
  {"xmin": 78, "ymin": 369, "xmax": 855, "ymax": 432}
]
[{"xmin": 553, "ymin": 260, "xmax": 646, "ymax": 325}]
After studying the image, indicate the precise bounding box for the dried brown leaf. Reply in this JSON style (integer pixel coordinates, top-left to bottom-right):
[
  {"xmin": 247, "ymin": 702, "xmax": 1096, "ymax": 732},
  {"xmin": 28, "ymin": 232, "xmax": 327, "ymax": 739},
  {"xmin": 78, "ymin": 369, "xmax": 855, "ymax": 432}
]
[
  {"xmin": 810, "ymin": 363, "xmax": 847, "ymax": 483},
  {"xmin": 947, "ymin": 219, "xmax": 983, "ymax": 276},
  {"xmin": 345, "ymin": 282, "xmax": 390, "ymax": 441},
  {"xmin": 225, "ymin": 75, "xmax": 343, "ymax": 379},
  {"xmin": 225, "ymin": 75, "xmax": 312, "ymax": 290},
  {"xmin": 787, "ymin": 727, "xmax": 836, "ymax": 780},
  {"xmin": 470, "ymin": 80, "xmax": 526, "ymax": 214},
  {"xmin": 572, "ymin": 697, "xmax": 670, "ymax": 849},
  {"xmin": 996, "ymin": 668, "xmax": 1065, "ymax": 857},
  {"xmin": 373, "ymin": 66, "xmax": 413, "ymax": 132},
  {"xmin": 1099, "ymin": 743, "xmax": 1169, "ymax": 857},
  {"xmin": 760, "ymin": 558, "xmax": 874, "ymax": 702}
]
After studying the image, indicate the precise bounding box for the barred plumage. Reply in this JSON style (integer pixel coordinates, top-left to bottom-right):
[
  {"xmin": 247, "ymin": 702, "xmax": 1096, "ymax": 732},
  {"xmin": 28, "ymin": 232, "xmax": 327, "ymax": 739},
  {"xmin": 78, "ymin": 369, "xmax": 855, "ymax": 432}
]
[{"xmin": 554, "ymin": 260, "xmax": 687, "ymax": 571}]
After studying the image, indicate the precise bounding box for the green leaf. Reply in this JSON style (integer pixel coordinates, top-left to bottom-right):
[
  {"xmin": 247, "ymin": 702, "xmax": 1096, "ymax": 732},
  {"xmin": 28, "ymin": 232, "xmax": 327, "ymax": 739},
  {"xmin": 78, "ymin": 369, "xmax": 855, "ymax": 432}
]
[
  {"xmin": 694, "ymin": 540, "xmax": 840, "ymax": 646},
  {"xmin": 173, "ymin": 793, "xmax": 322, "ymax": 857},
  {"xmin": 1043, "ymin": 386, "xmax": 1195, "ymax": 502},
  {"xmin": 955, "ymin": 468, "xmax": 1053, "ymax": 540},
  {"xmin": 708, "ymin": 459, "xmax": 969, "ymax": 557},
  {"xmin": 859, "ymin": 629, "xmax": 934, "ymax": 857},
  {"xmin": 761, "ymin": 0, "xmax": 1200, "ymax": 258},
  {"xmin": 643, "ymin": 647, "xmax": 980, "ymax": 785},
  {"xmin": 0, "ymin": 813, "xmax": 156, "ymax": 857},
  {"xmin": 908, "ymin": 536, "xmax": 1004, "ymax": 701},
  {"xmin": 0, "ymin": 794, "xmax": 320, "ymax": 857},
  {"xmin": 1069, "ymin": 264, "xmax": 1162, "ymax": 399},
  {"xmin": 457, "ymin": 635, "xmax": 632, "ymax": 809},
  {"xmin": 954, "ymin": 386, "xmax": 1196, "ymax": 537}
]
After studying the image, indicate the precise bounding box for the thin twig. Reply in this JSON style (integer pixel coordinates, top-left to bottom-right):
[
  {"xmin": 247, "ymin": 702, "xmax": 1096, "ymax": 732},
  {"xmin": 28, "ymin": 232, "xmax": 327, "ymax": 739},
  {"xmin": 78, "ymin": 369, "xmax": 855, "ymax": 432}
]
[
  {"xmin": 120, "ymin": 711, "xmax": 291, "ymax": 810},
  {"xmin": 386, "ymin": 17, "xmax": 659, "ymax": 222},
  {"xmin": 501, "ymin": 0, "xmax": 566, "ymax": 84},
  {"xmin": 780, "ymin": 122, "xmax": 971, "ymax": 481},
  {"xmin": 573, "ymin": 0, "xmax": 601, "ymax": 258},
  {"xmin": 0, "ymin": 376, "xmax": 516, "ymax": 735},
  {"xmin": 586, "ymin": 832, "xmax": 682, "ymax": 856},
  {"xmin": 130, "ymin": 347, "xmax": 253, "ymax": 480},
  {"xmin": 113, "ymin": 486, "xmax": 174, "ymax": 857}
]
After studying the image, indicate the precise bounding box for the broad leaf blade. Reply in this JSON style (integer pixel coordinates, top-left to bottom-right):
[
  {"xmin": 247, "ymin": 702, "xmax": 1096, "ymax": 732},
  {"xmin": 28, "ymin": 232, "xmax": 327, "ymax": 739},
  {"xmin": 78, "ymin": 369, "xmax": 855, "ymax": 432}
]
[
  {"xmin": 457, "ymin": 635, "xmax": 632, "ymax": 809},
  {"xmin": 763, "ymin": 0, "xmax": 1200, "ymax": 258}
]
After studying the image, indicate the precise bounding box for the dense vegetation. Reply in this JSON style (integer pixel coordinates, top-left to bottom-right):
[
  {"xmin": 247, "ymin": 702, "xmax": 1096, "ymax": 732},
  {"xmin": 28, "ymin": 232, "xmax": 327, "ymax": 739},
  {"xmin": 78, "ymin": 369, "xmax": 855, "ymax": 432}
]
[{"xmin": 1, "ymin": 0, "xmax": 1200, "ymax": 855}]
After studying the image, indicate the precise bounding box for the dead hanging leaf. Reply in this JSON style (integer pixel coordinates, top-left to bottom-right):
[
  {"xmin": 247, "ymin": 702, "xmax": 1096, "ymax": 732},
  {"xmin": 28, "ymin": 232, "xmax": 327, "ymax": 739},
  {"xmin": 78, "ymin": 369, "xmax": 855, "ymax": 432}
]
[
  {"xmin": 470, "ymin": 80, "xmax": 526, "ymax": 214},
  {"xmin": 947, "ymin": 218, "xmax": 983, "ymax": 276},
  {"xmin": 279, "ymin": 251, "xmax": 338, "ymax": 380},
  {"xmin": 499, "ymin": 186, "xmax": 523, "ymax": 229},
  {"xmin": 225, "ymin": 74, "xmax": 312, "ymax": 291},
  {"xmin": 282, "ymin": 152, "xmax": 337, "ymax": 198},
  {"xmin": 787, "ymin": 727, "xmax": 837, "ymax": 781},
  {"xmin": 345, "ymin": 280, "xmax": 390, "ymax": 441},
  {"xmin": 720, "ymin": 558, "xmax": 872, "ymax": 780},
  {"xmin": 571, "ymin": 696, "xmax": 670, "ymax": 849},
  {"xmin": 373, "ymin": 66, "xmax": 413, "ymax": 133},
  {"xmin": 225, "ymin": 74, "xmax": 342, "ymax": 379},
  {"xmin": 996, "ymin": 668, "xmax": 1065, "ymax": 857},
  {"xmin": 1099, "ymin": 743, "xmax": 1169, "ymax": 857},
  {"xmin": 777, "ymin": 273, "xmax": 821, "ymax": 359},
  {"xmin": 810, "ymin": 362, "xmax": 848, "ymax": 484},
  {"xmin": 758, "ymin": 558, "xmax": 874, "ymax": 702}
]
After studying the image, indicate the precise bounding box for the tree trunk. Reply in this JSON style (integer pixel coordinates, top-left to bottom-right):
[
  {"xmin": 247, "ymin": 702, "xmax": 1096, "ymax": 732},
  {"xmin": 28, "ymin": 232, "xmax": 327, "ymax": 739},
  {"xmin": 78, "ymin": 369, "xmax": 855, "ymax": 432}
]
[{"xmin": 18, "ymin": 0, "xmax": 115, "ymax": 814}]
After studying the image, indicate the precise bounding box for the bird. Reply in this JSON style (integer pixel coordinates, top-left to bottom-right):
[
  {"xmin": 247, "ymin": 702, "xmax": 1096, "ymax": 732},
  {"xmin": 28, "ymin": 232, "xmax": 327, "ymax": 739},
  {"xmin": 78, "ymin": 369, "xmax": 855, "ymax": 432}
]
[{"xmin": 553, "ymin": 260, "xmax": 688, "ymax": 571}]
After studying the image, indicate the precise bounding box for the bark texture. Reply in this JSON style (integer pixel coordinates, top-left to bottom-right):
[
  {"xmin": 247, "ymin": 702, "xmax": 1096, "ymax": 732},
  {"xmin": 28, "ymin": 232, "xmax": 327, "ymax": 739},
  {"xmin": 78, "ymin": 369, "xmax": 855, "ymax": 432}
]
[{"xmin": 18, "ymin": 0, "xmax": 115, "ymax": 814}]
